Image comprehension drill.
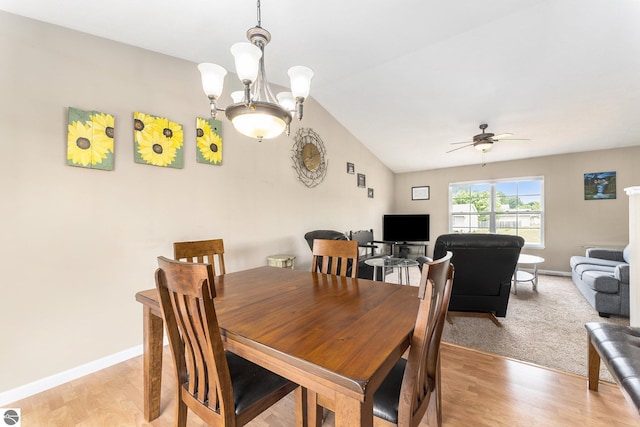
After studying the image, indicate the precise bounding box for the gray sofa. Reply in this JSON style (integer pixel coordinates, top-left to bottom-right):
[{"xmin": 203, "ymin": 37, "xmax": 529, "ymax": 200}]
[{"xmin": 569, "ymin": 245, "xmax": 630, "ymax": 317}]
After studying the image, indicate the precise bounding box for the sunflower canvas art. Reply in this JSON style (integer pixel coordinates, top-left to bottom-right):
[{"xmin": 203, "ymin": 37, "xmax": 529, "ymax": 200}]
[
  {"xmin": 196, "ymin": 117, "xmax": 223, "ymax": 165},
  {"xmin": 67, "ymin": 107, "xmax": 114, "ymax": 170},
  {"xmin": 133, "ymin": 112, "xmax": 184, "ymax": 168}
]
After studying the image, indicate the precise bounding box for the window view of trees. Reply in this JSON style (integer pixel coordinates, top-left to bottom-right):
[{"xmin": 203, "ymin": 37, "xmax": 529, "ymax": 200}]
[{"xmin": 450, "ymin": 178, "xmax": 543, "ymax": 247}]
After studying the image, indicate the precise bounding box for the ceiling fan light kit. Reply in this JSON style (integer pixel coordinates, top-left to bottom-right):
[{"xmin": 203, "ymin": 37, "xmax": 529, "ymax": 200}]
[
  {"xmin": 197, "ymin": 0, "xmax": 314, "ymax": 142},
  {"xmin": 473, "ymin": 140, "xmax": 494, "ymax": 152}
]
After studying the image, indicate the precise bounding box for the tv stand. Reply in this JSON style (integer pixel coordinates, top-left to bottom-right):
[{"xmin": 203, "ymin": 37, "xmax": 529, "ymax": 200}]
[{"xmin": 374, "ymin": 241, "xmax": 428, "ymax": 258}]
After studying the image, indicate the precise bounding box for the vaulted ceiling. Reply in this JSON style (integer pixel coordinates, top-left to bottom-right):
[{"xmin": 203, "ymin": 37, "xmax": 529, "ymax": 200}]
[{"xmin": 2, "ymin": 0, "xmax": 639, "ymax": 173}]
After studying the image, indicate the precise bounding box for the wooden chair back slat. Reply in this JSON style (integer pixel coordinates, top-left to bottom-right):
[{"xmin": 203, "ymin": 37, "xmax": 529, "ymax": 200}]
[
  {"xmin": 174, "ymin": 239, "xmax": 226, "ymax": 276},
  {"xmin": 311, "ymin": 239, "xmax": 359, "ymax": 278}
]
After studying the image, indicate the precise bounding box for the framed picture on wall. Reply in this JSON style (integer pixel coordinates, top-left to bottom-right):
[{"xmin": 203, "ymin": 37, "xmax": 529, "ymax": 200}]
[
  {"xmin": 346, "ymin": 162, "xmax": 355, "ymax": 174},
  {"xmin": 584, "ymin": 171, "xmax": 616, "ymax": 200},
  {"xmin": 357, "ymin": 173, "xmax": 366, "ymax": 188},
  {"xmin": 412, "ymin": 186, "xmax": 430, "ymax": 200}
]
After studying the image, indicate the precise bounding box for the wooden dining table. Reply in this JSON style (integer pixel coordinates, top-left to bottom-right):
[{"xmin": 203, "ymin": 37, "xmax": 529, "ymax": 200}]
[{"xmin": 135, "ymin": 266, "xmax": 419, "ymax": 427}]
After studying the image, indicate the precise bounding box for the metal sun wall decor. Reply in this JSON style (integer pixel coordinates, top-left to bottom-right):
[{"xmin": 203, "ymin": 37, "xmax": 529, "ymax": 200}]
[
  {"xmin": 291, "ymin": 128, "xmax": 327, "ymax": 188},
  {"xmin": 67, "ymin": 107, "xmax": 115, "ymax": 170},
  {"xmin": 196, "ymin": 117, "xmax": 223, "ymax": 165},
  {"xmin": 584, "ymin": 171, "xmax": 616, "ymax": 200},
  {"xmin": 133, "ymin": 112, "xmax": 184, "ymax": 168}
]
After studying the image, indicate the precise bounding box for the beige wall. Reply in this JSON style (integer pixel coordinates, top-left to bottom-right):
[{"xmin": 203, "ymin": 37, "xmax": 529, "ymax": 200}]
[
  {"xmin": 0, "ymin": 12, "xmax": 394, "ymax": 392},
  {"xmin": 395, "ymin": 146, "xmax": 640, "ymax": 272}
]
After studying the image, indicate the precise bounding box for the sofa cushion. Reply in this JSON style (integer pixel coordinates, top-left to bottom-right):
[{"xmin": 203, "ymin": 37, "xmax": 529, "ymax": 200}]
[
  {"xmin": 570, "ymin": 255, "xmax": 624, "ymax": 270},
  {"xmin": 586, "ymin": 247, "xmax": 626, "ymax": 262},
  {"xmin": 624, "ymin": 245, "xmax": 631, "ymax": 263},
  {"xmin": 582, "ymin": 270, "xmax": 620, "ymax": 293},
  {"xmin": 574, "ymin": 263, "xmax": 615, "ymax": 278}
]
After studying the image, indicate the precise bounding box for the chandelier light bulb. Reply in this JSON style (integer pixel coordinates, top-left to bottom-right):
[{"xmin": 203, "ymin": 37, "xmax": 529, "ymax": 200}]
[
  {"xmin": 288, "ymin": 66, "xmax": 314, "ymax": 99},
  {"xmin": 276, "ymin": 92, "xmax": 296, "ymax": 113},
  {"xmin": 230, "ymin": 91, "xmax": 245, "ymax": 103},
  {"xmin": 197, "ymin": 63, "xmax": 227, "ymax": 98},
  {"xmin": 231, "ymin": 111, "xmax": 287, "ymax": 140},
  {"xmin": 230, "ymin": 42, "xmax": 262, "ymax": 83}
]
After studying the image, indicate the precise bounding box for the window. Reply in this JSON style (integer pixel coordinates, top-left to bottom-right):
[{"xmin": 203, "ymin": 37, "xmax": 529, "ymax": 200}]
[{"xmin": 449, "ymin": 177, "xmax": 544, "ymax": 248}]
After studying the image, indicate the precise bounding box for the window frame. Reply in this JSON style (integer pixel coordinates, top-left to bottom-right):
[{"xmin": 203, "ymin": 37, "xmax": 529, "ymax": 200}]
[{"xmin": 448, "ymin": 176, "xmax": 544, "ymax": 249}]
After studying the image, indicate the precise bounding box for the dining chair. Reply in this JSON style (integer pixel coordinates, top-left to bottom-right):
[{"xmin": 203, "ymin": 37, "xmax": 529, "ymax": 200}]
[
  {"xmin": 310, "ymin": 251, "xmax": 454, "ymax": 427},
  {"xmin": 311, "ymin": 238, "xmax": 359, "ymax": 278},
  {"xmin": 155, "ymin": 256, "xmax": 298, "ymax": 426},
  {"xmin": 374, "ymin": 251, "xmax": 454, "ymax": 426},
  {"xmin": 173, "ymin": 238, "xmax": 226, "ymax": 275}
]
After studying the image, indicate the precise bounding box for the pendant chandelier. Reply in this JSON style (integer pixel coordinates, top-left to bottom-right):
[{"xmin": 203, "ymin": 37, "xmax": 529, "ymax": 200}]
[{"xmin": 197, "ymin": 0, "xmax": 314, "ymax": 142}]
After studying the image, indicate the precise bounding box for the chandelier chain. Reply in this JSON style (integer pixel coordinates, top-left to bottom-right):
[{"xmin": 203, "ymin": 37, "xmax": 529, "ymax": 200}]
[{"xmin": 257, "ymin": 0, "xmax": 262, "ymax": 27}]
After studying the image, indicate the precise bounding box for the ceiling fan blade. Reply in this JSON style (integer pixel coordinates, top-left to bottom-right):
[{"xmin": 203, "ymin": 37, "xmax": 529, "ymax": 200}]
[
  {"xmin": 449, "ymin": 140, "xmax": 473, "ymax": 145},
  {"xmin": 496, "ymin": 138, "xmax": 531, "ymax": 141},
  {"xmin": 446, "ymin": 143, "xmax": 474, "ymax": 153},
  {"xmin": 492, "ymin": 133, "xmax": 513, "ymax": 139}
]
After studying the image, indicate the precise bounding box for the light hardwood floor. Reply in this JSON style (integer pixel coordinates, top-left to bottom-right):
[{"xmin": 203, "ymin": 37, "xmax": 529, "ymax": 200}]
[{"xmin": 9, "ymin": 343, "xmax": 639, "ymax": 426}]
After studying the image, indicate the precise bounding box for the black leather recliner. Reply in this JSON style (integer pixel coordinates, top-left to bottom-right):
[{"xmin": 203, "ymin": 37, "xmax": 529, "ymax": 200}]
[{"xmin": 433, "ymin": 233, "xmax": 524, "ymax": 317}]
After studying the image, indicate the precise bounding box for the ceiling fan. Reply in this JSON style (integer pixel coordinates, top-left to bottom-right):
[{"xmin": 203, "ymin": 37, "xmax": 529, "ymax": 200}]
[{"xmin": 446, "ymin": 123, "xmax": 529, "ymax": 153}]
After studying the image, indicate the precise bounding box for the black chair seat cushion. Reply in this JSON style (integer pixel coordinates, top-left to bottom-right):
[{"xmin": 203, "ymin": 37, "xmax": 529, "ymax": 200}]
[
  {"xmin": 373, "ymin": 358, "xmax": 407, "ymax": 424},
  {"xmin": 585, "ymin": 323, "xmax": 640, "ymax": 411},
  {"xmin": 226, "ymin": 351, "xmax": 293, "ymax": 415}
]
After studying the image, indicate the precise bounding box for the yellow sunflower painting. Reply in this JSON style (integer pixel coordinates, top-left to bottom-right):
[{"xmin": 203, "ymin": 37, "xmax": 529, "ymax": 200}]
[
  {"xmin": 134, "ymin": 112, "xmax": 183, "ymax": 168},
  {"xmin": 67, "ymin": 107, "xmax": 114, "ymax": 170},
  {"xmin": 196, "ymin": 117, "xmax": 223, "ymax": 165}
]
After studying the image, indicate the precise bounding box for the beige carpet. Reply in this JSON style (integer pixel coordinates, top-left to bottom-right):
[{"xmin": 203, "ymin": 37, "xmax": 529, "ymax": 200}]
[{"xmin": 393, "ymin": 268, "xmax": 629, "ymax": 382}]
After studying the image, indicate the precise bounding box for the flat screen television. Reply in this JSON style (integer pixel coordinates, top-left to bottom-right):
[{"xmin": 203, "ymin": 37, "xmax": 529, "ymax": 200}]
[{"xmin": 383, "ymin": 214, "xmax": 430, "ymax": 242}]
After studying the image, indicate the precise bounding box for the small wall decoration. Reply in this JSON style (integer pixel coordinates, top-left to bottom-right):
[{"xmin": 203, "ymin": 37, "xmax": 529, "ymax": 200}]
[
  {"xmin": 346, "ymin": 162, "xmax": 355, "ymax": 174},
  {"xmin": 412, "ymin": 186, "xmax": 430, "ymax": 200},
  {"xmin": 357, "ymin": 173, "xmax": 366, "ymax": 188},
  {"xmin": 584, "ymin": 171, "xmax": 616, "ymax": 200},
  {"xmin": 67, "ymin": 107, "xmax": 114, "ymax": 170},
  {"xmin": 196, "ymin": 117, "xmax": 223, "ymax": 165},
  {"xmin": 133, "ymin": 112, "xmax": 183, "ymax": 168},
  {"xmin": 368, "ymin": 188, "xmax": 374, "ymax": 198}
]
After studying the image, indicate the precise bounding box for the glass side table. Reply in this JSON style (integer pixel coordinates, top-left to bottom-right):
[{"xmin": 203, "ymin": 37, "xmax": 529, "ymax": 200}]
[{"xmin": 364, "ymin": 257, "xmax": 419, "ymax": 285}]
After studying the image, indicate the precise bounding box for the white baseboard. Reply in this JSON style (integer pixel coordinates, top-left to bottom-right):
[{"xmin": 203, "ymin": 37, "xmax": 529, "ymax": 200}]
[
  {"xmin": 517, "ymin": 268, "xmax": 571, "ymax": 277},
  {"xmin": 0, "ymin": 345, "xmax": 144, "ymax": 406},
  {"xmin": 539, "ymin": 269, "xmax": 571, "ymax": 277}
]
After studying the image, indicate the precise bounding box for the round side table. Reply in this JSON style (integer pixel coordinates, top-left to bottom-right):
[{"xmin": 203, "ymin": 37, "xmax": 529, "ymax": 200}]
[{"xmin": 512, "ymin": 254, "xmax": 545, "ymax": 294}]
